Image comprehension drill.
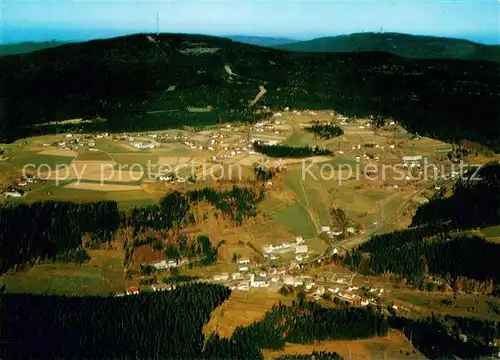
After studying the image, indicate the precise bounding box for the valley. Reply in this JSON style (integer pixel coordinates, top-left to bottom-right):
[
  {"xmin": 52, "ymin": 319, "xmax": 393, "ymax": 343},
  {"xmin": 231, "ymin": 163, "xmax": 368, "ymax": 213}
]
[{"xmin": 2, "ymin": 107, "xmax": 499, "ymax": 359}]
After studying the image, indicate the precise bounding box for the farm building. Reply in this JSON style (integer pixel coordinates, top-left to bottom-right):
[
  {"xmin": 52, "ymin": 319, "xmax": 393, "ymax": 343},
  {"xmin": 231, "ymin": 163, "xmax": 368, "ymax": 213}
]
[
  {"xmin": 402, "ymin": 155, "xmax": 423, "ymax": 166},
  {"xmin": 250, "ymin": 274, "xmax": 269, "ymax": 288},
  {"xmin": 152, "ymin": 260, "xmax": 178, "ymax": 270},
  {"xmin": 4, "ymin": 191, "xmax": 22, "ymax": 198},
  {"xmin": 295, "ymin": 245, "xmax": 308, "ymax": 254},
  {"xmin": 126, "ymin": 287, "xmax": 140, "ymax": 295},
  {"xmin": 238, "ymin": 264, "xmax": 249, "ymax": 272},
  {"xmin": 238, "ymin": 257, "xmax": 251, "ymax": 265}
]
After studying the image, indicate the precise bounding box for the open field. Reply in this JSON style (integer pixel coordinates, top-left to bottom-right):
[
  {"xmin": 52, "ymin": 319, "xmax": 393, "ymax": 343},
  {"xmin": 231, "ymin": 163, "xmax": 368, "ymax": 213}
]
[
  {"xmin": 275, "ymin": 203, "xmax": 318, "ymax": 238},
  {"xmin": 110, "ymin": 152, "xmax": 159, "ymax": 166},
  {"xmin": 0, "ymin": 249, "xmax": 125, "ymax": 295},
  {"xmin": 75, "ymin": 150, "xmax": 113, "ymax": 162},
  {"xmin": 392, "ymin": 290, "xmax": 500, "ymax": 322},
  {"xmin": 261, "ymin": 330, "xmax": 424, "ymax": 360},
  {"xmin": 24, "ymin": 183, "xmax": 154, "ymax": 205},
  {"xmin": 481, "ymin": 225, "xmax": 500, "ymax": 242},
  {"xmin": 8, "ymin": 151, "xmax": 75, "ymax": 169},
  {"xmin": 203, "ymin": 290, "xmax": 294, "ymax": 338},
  {"xmin": 64, "ymin": 182, "xmax": 143, "ymax": 192}
]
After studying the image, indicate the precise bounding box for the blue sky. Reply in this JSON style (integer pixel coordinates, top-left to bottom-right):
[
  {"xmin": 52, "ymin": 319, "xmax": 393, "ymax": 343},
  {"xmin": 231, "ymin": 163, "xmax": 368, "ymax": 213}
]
[{"xmin": 2, "ymin": 0, "xmax": 499, "ymax": 44}]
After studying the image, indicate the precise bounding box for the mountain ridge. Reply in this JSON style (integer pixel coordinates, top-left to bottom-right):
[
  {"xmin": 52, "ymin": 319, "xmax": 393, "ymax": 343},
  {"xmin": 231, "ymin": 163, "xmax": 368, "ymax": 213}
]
[
  {"xmin": 273, "ymin": 32, "xmax": 500, "ymax": 62},
  {"xmin": 0, "ymin": 33, "xmax": 498, "ymax": 151}
]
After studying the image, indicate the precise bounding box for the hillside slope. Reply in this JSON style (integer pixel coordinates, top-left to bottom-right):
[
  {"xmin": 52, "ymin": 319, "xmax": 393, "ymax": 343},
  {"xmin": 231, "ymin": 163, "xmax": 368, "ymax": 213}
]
[
  {"xmin": 275, "ymin": 32, "xmax": 500, "ymax": 62},
  {"xmin": 225, "ymin": 35, "xmax": 298, "ymax": 47},
  {"xmin": 0, "ymin": 41, "xmax": 68, "ymax": 56},
  {"xmin": 0, "ymin": 33, "xmax": 499, "ymax": 150}
]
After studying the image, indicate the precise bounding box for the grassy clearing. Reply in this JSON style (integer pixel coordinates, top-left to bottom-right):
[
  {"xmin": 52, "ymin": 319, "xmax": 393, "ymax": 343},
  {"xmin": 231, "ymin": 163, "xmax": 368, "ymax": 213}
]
[
  {"xmin": 261, "ymin": 330, "xmax": 423, "ymax": 360},
  {"xmin": 8, "ymin": 151, "xmax": 75, "ymax": 169},
  {"xmin": 110, "ymin": 153, "xmax": 159, "ymax": 166},
  {"xmin": 307, "ymin": 187, "xmax": 331, "ymax": 226},
  {"xmin": 0, "ymin": 250, "xmax": 124, "ymax": 295},
  {"xmin": 284, "ymin": 171, "xmax": 307, "ymax": 205},
  {"xmin": 362, "ymin": 189, "xmax": 390, "ymax": 202},
  {"xmin": 481, "ymin": 225, "xmax": 500, "ymax": 239},
  {"xmin": 75, "ymin": 151, "xmax": 113, "ymax": 162},
  {"xmin": 116, "ymin": 197, "xmax": 157, "ymax": 209},
  {"xmin": 275, "ymin": 203, "xmax": 317, "ymax": 238},
  {"xmin": 282, "ymin": 131, "xmax": 316, "ymax": 147},
  {"xmin": 318, "ymin": 156, "xmax": 361, "ymax": 170},
  {"xmin": 393, "ymin": 291, "xmax": 500, "ymax": 322},
  {"xmin": 257, "ymin": 197, "xmax": 290, "ymax": 215},
  {"xmin": 24, "ymin": 184, "xmax": 154, "ymax": 205},
  {"xmin": 203, "ymin": 290, "xmax": 293, "ymax": 338}
]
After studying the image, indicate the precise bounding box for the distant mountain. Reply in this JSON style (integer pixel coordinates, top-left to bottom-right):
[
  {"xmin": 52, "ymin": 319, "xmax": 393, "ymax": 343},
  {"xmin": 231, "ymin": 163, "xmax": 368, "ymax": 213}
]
[
  {"xmin": 225, "ymin": 35, "xmax": 298, "ymax": 47},
  {"xmin": 0, "ymin": 41, "xmax": 67, "ymax": 56},
  {"xmin": 274, "ymin": 32, "xmax": 500, "ymax": 62},
  {"xmin": 0, "ymin": 33, "xmax": 498, "ymax": 151}
]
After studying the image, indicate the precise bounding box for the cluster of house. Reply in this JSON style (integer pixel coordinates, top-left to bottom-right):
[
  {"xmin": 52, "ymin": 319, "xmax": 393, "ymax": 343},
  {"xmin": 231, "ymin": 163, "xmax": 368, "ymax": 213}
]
[
  {"xmin": 321, "ymin": 226, "xmax": 359, "ymax": 239},
  {"xmin": 115, "ymin": 283, "xmax": 176, "ymax": 296},
  {"xmin": 150, "ymin": 258, "xmax": 190, "ymax": 270},
  {"xmin": 42, "ymin": 133, "xmax": 110, "ymax": 151},
  {"xmin": 131, "ymin": 140, "xmax": 159, "ymax": 149},
  {"xmin": 3, "ymin": 175, "xmax": 42, "ymax": 198},
  {"xmin": 262, "ymin": 237, "xmax": 309, "ymax": 262}
]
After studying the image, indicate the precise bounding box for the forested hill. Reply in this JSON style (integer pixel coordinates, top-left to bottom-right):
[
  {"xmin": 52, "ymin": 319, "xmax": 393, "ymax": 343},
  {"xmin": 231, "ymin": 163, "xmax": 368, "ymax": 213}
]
[
  {"xmin": 0, "ymin": 41, "xmax": 67, "ymax": 56},
  {"xmin": 1, "ymin": 33, "xmax": 499, "ymax": 151},
  {"xmin": 274, "ymin": 32, "xmax": 500, "ymax": 62},
  {"xmin": 224, "ymin": 35, "xmax": 298, "ymax": 47}
]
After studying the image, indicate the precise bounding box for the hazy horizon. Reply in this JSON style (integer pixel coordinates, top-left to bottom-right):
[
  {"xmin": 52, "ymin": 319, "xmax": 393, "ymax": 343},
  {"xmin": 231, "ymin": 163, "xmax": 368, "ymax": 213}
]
[
  {"xmin": 2, "ymin": 0, "xmax": 499, "ymax": 45},
  {"xmin": 1, "ymin": 26, "xmax": 498, "ymax": 46}
]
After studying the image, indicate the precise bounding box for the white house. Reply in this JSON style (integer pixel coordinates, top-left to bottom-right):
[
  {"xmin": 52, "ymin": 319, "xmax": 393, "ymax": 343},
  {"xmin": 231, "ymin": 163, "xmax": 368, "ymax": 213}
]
[
  {"xmin": 402, "ymin": 155, "xmax": 423, "ymax": 166},
  {"xmin": 126, "ymin": 287, "xmax": 140, "ymax": 295},
  {"xmin": 295, "ymin": 245, "xmax": 308, "ymax": 254},
  {"xmin": 346, "ymin": 227, "xmax": 356, "ymax": 234},
  {"xmin": 295, "ymin": 236, "xmax": 305, "ymax": 244},
  {"xmin": 360, "ymin": 298, "xmax": 369, "ymax": 307},
  {"xmin": 4, "ymin": 191, "xmax": 22, "ymax": 198},
  {"xmin": 238, "ymin": 257, "xmax": 251, "ymax": 265},
  {"xmin": 250, "ymin": 274, "xmax": 269, "ymax": 288},
  {"xmin": 321, "ymin": 226, "xmax": 331, "ymax": 234},
  {"xmin": 231, "ymin": 272, "xmax": 242, "ymax": 280},
  {"xmin": 238, "ymin": 265, "xmax": 249, "ymax": 272},
  {"xmin": 152, "ymin": 260, "xmax": 178, "ymax": 270},
  {"xmin": 295, "ymin": 255, "xmax": 303, "ymax": 262},
  {"xmin": 237, "ymin": 283, "xmax": 249, "ymax": 291},
  {"xmin": 284, "ymin": 275, "xmax": 295, "ymax": 286},
  {"xmin": 315, "ymin": 286, "xmax": 325, "ymax": 296},
  {"xmin": 293, "ymin": 278, "xmax": 304, "ymax": 287}
]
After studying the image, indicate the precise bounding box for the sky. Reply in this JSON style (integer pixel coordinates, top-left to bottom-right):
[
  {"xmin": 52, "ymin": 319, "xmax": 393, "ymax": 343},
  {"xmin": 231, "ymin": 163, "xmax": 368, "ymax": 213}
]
[{"xmin": 1, "ymin": 0, "xmax": 499, "ymax": 44}]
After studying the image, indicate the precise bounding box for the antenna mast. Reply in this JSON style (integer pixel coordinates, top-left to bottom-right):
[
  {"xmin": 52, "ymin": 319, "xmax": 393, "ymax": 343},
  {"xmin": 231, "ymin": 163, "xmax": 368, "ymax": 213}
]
[{"xmin": 156, "ymin": 11, "xmax": 159, "ymax": 36}]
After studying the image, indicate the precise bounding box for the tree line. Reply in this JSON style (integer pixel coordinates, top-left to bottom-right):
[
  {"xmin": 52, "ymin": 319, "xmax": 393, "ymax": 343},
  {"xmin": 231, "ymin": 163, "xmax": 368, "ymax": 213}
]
[
  {"xmin": 342, "ymin": 233, "xmax": 499, "ymax": 289},
  {"xmin": 0, "ymin": 201, "xmax": 120, "ymax": 274},
  {"xmin": 306, "ymin": 124, "xmax": 344, "ymax": 139},
  {"xmin": 220, "ymin": 301, "xmax": 389, "ymax": 355},
  {"xmin": 390, "ymin": 313, "xmax": 500, "ymax": 359},
  {"xmin": 0, "ymin": 186, "xmax": 262, "ymax": 275},
  {"xmin": 274, "ymin": 353, "xmax": 343, "ymax": 360},
  {"xmin": 411, "ymin": 162, "xmax": 500, "ymax": 230},
  {"xmin": 0, "ymin": 283, "xmax": 230, "ymax": 360},
  {"xmin": 2, "ymin": 281, "xmax": 498, "ymax": 359},
  {"xmin": 253, "ymin": 141, "xmax": 332, "ymax": 158},
  {"xmin": 186, "ymin": 186, "xmax": 263, "ymax": 225}
]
